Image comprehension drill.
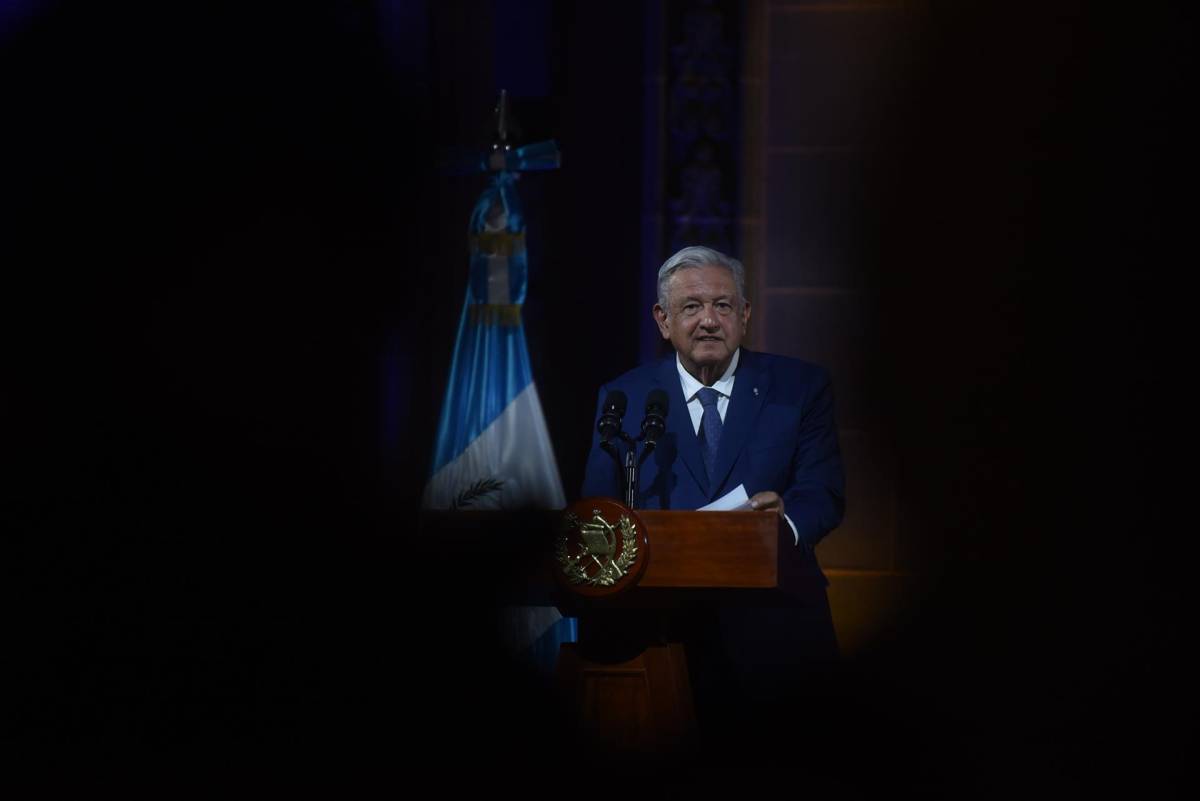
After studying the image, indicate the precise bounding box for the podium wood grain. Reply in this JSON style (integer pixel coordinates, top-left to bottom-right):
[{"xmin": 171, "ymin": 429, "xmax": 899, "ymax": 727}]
[{"xmin": 637, "ymin": 510, "xmax": 781, "ymax": 588}]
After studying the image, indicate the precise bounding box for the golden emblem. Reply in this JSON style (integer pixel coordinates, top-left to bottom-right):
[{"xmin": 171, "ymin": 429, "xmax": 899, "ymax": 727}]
[{"xmin": 556, "ymin": 508, "xmax": 639, "ymax": 587}]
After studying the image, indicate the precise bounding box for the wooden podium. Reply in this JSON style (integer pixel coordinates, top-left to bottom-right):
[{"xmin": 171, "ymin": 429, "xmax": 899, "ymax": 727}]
[
  {"xmin": 555, "ymin": 509, "xmax": 801, "ymax": 755},
  {"xmin": 415, "ymin": 508, "xmax": 817, "ymax": 756}
]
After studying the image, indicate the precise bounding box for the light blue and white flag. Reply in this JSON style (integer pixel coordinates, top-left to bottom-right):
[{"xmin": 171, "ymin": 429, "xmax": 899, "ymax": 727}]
[
  {"xmin": 424, "ymin": 167, "xmax": 574, "ymax": 668},
  {"xmin": 423, "ymin": 170, "xmax": 565, "ymax": 512}
]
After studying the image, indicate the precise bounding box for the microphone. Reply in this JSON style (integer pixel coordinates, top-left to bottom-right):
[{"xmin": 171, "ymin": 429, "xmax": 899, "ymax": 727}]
[
  {"xmin": 597, "ymin": 390, "xmax": 627, "ymax": 443},
  {"xmin": 640, "ymin": 389, "xmax": 669, "ymax": 446}
]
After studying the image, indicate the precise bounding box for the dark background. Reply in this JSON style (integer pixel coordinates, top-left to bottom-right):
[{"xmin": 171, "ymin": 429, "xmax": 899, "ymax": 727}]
[{"xmin": 4, "ymin": 0, "xmax": 1189, "ymax": 793}]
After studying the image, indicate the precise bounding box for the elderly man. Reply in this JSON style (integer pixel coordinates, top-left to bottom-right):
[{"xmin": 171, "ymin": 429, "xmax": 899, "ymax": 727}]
[
  {"xmin": 581, "ymin": 245, "xmax": 844, "ymax": 560},
  {"xmin": 580, "ymin": 245, "xmax": 846, "ymax": 730}
]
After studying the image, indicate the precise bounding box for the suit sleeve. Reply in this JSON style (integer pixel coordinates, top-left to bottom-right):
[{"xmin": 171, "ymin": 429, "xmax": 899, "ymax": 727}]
[
  {"xmin": 782, "ymin": 367, "xmax": 846, "ymax": 551},
  {"xmin": 580, "ymin": 384, "xmax": 622, "ymax": 501}
]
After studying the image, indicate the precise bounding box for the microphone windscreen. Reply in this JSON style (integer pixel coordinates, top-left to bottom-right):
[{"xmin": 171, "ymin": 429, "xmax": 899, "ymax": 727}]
[
  {"xmin": 604, "ymin": 390, "xmax": 628, "ymax": 418},
  {"xmin": 645, "ymin": 388, "xmax": 669, "ymax": 417}
]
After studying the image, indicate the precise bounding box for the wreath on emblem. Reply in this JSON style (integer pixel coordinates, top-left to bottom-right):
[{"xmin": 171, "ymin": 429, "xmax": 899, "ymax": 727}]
[{"xmin": 556, "ymin": 510, "xmax": 639, "ymax": 587}]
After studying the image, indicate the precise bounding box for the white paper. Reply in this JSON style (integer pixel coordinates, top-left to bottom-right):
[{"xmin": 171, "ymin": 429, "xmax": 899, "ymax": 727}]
[{"xmin": 697, "ymin": 484, "xmax": 752, "ymax": 512}]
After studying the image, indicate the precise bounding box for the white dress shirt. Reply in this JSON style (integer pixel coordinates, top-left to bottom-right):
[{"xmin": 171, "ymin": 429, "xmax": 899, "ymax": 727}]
[
  {"xmin": 676, "ymin": 347, "xmax": 739, "ymax": 434},
  {"xmin": 675, "ymin": 348, "xmax": 800, "ymax": 545}
]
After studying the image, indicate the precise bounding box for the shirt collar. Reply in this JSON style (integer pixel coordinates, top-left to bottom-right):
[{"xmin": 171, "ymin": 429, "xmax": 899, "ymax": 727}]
[{"xmin": 676, "ymin": 348, "xmax": 740, "ymax": 402}]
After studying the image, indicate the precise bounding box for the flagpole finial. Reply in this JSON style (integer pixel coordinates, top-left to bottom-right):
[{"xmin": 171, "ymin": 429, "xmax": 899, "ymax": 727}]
[
  {"xmin": 491, "ymin": 89, "xmax": 519, "ymax": 152},
  {"xmin": 434, "ymin": 91, "xmax": 556, "ymax": 175}
]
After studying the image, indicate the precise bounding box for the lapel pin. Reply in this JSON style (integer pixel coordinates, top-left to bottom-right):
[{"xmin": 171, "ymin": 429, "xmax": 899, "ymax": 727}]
[{"xmin": 753, "ymin": 387, "xmax": 759, "ymax": 397}]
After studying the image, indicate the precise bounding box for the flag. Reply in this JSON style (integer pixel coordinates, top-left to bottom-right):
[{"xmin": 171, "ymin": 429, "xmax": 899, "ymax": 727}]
[
  {"xmin": 423, "ymin": 170, "xmax": 565, "ymax": 511},
  {"xmin": 423, "ymin": 167, "xmax": 575, "ymax": 669}
]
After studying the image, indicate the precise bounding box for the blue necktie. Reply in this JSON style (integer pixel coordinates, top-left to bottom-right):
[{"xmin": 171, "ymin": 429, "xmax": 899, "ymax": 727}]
[{"xmin": 697, "ymin": 387, "xmax": 723, "ymax": 482}]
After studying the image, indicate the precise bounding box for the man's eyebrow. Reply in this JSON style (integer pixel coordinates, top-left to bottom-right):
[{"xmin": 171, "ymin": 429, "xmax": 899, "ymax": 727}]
[{"xmin": 678, "ymin": 293, "xmax": 732, "ymax": 303}]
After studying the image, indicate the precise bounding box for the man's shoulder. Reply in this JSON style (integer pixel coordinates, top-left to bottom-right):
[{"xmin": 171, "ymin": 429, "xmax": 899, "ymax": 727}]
[
  {"xmin": 595, "ymin": 350, "xmax": 831, "ymax": 394},
  {"xmin": 741, "ymin": 350, "xmax": 829, "ymax": 383},
  {"xmin": 598, "ymin": 355, "xmax": 670, "ymax": 391},
  {"xmin": 740, "ymin": 350, "xmax": 832, "ymax": 405}
]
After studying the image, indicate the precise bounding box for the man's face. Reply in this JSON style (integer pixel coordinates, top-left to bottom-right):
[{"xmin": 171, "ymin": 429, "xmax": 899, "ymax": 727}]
[{"xmin": 653, "ymin": 265, "xmax": 751, "ymax": 379}]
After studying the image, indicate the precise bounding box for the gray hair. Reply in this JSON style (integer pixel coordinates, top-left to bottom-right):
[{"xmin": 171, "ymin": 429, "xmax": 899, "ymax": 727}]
[{"xmin": 656, "ymin": 245, "xmax": 746, "ymax": 309}]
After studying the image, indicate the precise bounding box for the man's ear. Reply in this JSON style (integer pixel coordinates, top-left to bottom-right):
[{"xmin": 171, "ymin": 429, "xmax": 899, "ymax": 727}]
[
  {"xmin": 652, "ymin": 304, "xmax": 671, "ymax": 339},
  {"xmin": 741, "ymin": 300, "xmax": 752, "ymax": 334}
]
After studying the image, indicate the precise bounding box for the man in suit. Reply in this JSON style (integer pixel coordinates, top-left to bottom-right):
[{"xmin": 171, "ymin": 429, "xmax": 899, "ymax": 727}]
[{"xmin": 580, "ymin": 245, "xmax": 846, "ymax": 736}]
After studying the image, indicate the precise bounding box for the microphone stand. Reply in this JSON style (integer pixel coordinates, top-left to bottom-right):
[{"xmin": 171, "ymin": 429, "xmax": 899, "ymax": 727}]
[
  {"xmin": 624, "ymin": 448, "xmax": 637, "ymax": 508},
  {"xmin": 604, "ymin": 431, "xmax": 660, "ymax": 510},
  {"xmin": 600, "ymin": 401, "xmax": 665, "ymax": 510}
]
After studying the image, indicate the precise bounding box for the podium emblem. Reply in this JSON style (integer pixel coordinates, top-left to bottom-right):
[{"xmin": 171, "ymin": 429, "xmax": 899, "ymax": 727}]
[{"xmin": 556, "ymin": 498, "xmax": 650, "ymax": 597}]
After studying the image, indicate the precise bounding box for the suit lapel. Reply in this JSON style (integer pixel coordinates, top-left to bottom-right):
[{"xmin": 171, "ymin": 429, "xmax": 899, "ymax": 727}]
[
  {"xmin": 709, "ymin": 350, "xmax": 769, "ymax": 498},
  {"xmin": 657, "ymin": 355, "xmax": 709, "ymax": 499}
]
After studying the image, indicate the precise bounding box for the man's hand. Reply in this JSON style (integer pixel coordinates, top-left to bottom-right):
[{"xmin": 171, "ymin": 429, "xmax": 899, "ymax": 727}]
[{"xmin": 747, "ymin": 491, "xmax": 784, "ymax": 517}]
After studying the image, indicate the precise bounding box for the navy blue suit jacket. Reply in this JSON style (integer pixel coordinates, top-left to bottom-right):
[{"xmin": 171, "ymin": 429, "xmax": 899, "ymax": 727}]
[{"xmin": 580, "ymin": 349, "xmax": 845, "ymax": 586}]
